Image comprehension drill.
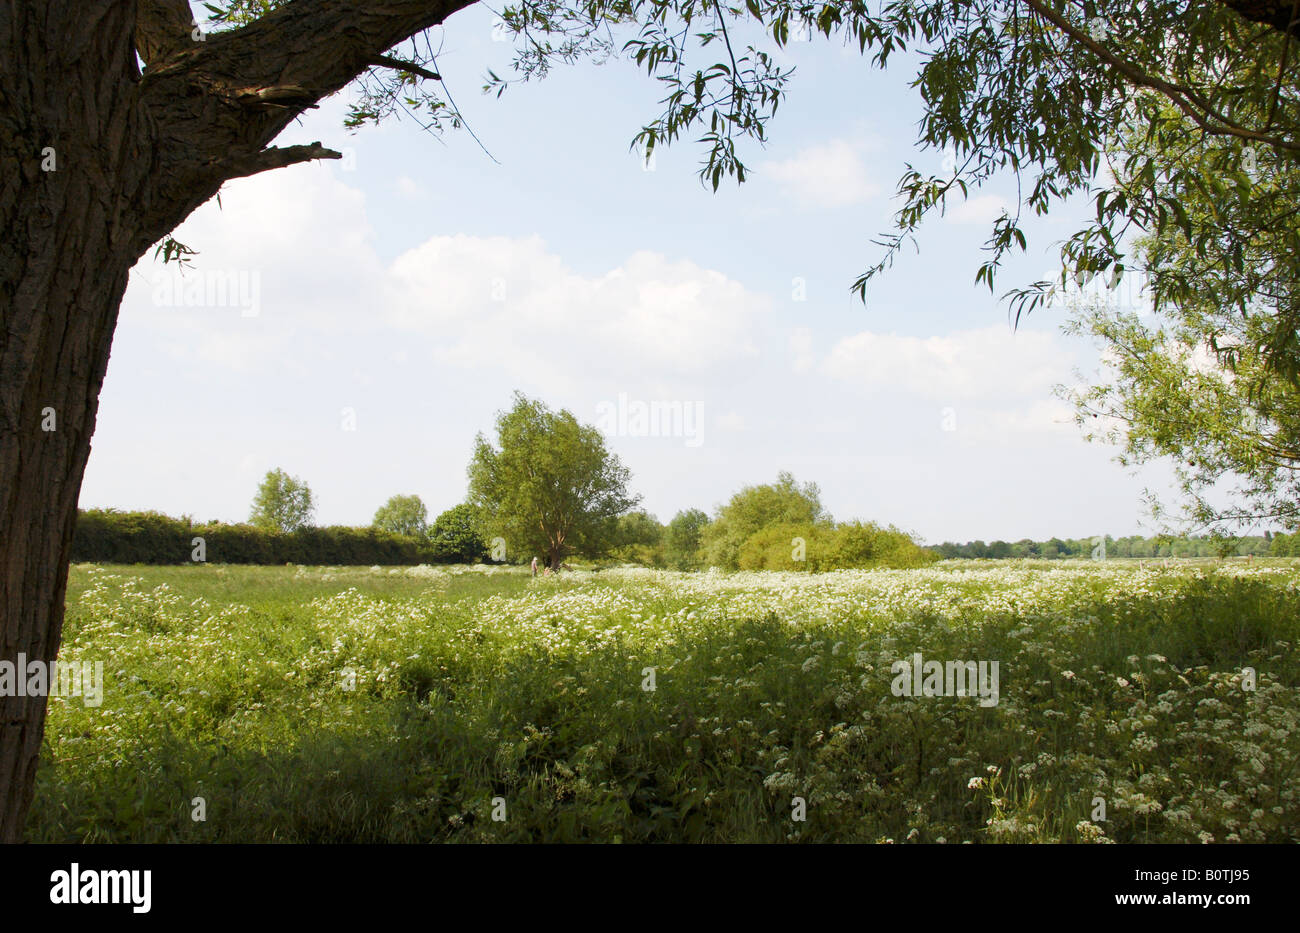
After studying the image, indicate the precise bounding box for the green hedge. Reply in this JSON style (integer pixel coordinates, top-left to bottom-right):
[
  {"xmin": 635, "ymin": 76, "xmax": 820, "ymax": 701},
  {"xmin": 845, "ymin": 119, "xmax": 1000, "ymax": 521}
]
[
  {"xmin": 71, "ymin": 509, "xmax": 464, "ymax": 565},
  {"xmin": 736, "ymin": 520, "xmax": 939, "ymax": 571}
]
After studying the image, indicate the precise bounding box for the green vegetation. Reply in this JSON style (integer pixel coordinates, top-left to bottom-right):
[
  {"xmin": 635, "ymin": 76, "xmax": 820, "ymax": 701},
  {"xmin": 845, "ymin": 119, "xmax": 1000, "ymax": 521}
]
[
  {"xmin": 665, "ymin": 509, "xmax": 710, "ymax": 571},
  {"xmin": 1061, "ymin": 51, "xmax": 1300, "ymax": 534},
  {"xmin": 702, "ymin": 471, "xmax": 827, "ymax": 570},
  {"xmin": 698, "ymin": 473, "xmax": 935, "ymax": 571},
  {"xmin": 372, "ymin": 495, "xmax": 430, "ymax": 539},
  {"xmin": 934, "ymin": 532, "xmax": 1300, "ymax": 560},
  {"xmin": 737, "ymin": 521, "xmax": 938, "ymax": 571},
  {"xmin": 71, "ymin": 509, "xmax": 428, "ymax": 565},
  {"xmin": 469, "ymin": 393, "xmax": 639, "ymax": 570},
  {"xmin": 249, "ymin": 468, "xmax": 315, "ymax": 533},
  {"xmin": 31, "ymin": 560, "xmax": 1300, "ymax": 843},
  {"xmin": 71, "ymin": 509, "xmax": 473, "ymax": 566},
  {"xmin": 15, "ymin": 0, "xmax": 1300, "ymax": 846},
  {"xmin": 428, "ymin": 504, "xmax": 490, "ymax": 564},
  {"xmin": 610, "ymin": 510, "xmax": 666, "ymax": 566}
]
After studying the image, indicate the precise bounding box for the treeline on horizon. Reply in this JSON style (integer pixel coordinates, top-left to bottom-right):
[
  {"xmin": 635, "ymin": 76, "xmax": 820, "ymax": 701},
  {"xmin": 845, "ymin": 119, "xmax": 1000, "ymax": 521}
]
[
  {"xmin": 71, "ymin": 511, "xmax": 1300, "ymax": 569},
  {"xmin": 933, "ymin": 532, "xmax": 1300, "ymax": 560},
  {"xmin": 69, "ymin": 508, "xmax": 936, "ymax": 577},
  {"xmin": 70, "ymin": 507, "xmax": 487, "ymax": 567},
  {"xmin": 74, "ymin": 455, "xmax": 1300, "ymax": 569},
  {"xmin": 71, "ymin": 395, "xmax": 1300, "ymax": 572},
  {"xmin": 72, "ymin": 509, "xmax": 1300, "ymax": 567},
  {"xmin": 70, "ymin": 471, "xmax": 940, "ymax": 571}
]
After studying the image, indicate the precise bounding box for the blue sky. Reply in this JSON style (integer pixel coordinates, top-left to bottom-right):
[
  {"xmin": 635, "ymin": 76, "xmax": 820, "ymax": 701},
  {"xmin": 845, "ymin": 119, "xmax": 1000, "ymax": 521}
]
[{"xmin": 78, "ymin": 4, "xmax": 1180, "ymax": 543}]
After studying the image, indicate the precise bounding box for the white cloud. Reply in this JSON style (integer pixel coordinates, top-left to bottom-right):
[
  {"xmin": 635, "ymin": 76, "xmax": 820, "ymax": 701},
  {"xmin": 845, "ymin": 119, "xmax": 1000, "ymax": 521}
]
[
  {"xmin": 822, "ymin": 325, "xmax": 1077, "ymax": 402},
  {"xmin": 975, "ymin": 398, "xmax": 1078, "ymax": 438},
  {"xmin": 395, "ymin": 175, "xmax": 428, "ymax": 199},
  {"xmin": 384, "ymin": 238, "xmax": 767, "ymax": 376},
  {"xmin": 789, "ymin": 326, "xmax": 815, "ymax": 372},
  {"xmin": 944, "ymin": 194, "xmax": 1012, "ymax": 225},
  {"xmin": 121, "ymin": 167, "xmax": 768, "ymax": 387},
  {"xmin": 121, "ymin": 165, "xmax": 380, "ymax": 370},
  {"xmin": 715, "ymin": 411, "xmax": 745, "ymax": 432},
  {"xmin": 93, "ymin": 155, "xmax": 1157, "ymax": 541},
  {"xmin": 762, "ymin": 139, "xmax": 881, "ymax": 208}
]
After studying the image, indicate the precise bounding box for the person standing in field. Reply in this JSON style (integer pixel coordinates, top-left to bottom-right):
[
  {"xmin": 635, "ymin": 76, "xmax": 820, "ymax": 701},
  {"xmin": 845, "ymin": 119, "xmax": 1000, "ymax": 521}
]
[{"xmin": 531, "ymin": 556, "xmax": 538, "ymax": 577}]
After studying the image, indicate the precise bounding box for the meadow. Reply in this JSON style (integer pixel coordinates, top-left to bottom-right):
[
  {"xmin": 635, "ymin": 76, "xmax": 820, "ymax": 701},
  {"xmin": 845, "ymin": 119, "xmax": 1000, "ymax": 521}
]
[{"xmin": 28, "ymin": 559, "xmax": 1300, "ymax": 843}]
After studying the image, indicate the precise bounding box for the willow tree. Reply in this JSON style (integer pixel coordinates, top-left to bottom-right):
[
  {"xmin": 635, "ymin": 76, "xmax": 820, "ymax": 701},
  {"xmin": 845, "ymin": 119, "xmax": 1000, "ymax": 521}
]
[
  {"xmin": 1063, "ymin": 102, "xmax": 1300, "ymax": 534},
  {"xmin": 2, "ymin": 0, "xmax": 1298, "ymax": 841},
  {"xmin": 468, "ymin": 393, "xmax": 638, "ymax": 570}
]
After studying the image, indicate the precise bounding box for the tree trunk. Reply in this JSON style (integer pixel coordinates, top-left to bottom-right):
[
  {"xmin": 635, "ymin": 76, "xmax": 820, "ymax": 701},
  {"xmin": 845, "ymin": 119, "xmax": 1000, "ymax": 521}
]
[
  {"xmin": 0, "ymin": 265, "xmax": 131, "ymax": 843},
  {"xmin": 0, "ymin": 0, "xmax": 479, "ymax": 842},
  {"xmin": 0, "ymin": 2, "xmax": 154, "ymax": 843}
]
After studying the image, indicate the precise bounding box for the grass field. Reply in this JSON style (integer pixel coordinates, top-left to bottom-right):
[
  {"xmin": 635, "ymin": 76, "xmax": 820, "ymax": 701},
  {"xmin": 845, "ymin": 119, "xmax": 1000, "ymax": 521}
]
[{"xmin": 28, "ymin": 559, "xmax": 1300, "ymax": 842}]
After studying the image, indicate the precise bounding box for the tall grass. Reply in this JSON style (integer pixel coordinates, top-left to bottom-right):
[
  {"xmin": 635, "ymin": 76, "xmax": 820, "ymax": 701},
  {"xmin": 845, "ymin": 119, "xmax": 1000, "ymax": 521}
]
[{"xmin": 28, "ymin": 561, "xmax": 1300, "ymax": 843}]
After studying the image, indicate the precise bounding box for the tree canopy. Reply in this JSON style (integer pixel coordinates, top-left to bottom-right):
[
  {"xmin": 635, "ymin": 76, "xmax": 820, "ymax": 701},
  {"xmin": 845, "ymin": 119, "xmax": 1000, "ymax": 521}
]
[
  {"xmin": 703, "ymin": 471, "xmax": 827, "ymax": 569},
  {"xmin": 373, "ymin": 494, "xmax": 431, "ymax": 538},
  {"xmin": 171, "ymin": 2, "xmax": 1300, "ymax": 356},
  {"xmin": 249, "ymin": 468, "xmax": 316, "ymax": 532},
  {"xmin": 611, "ymin": 510, "xmax": 667, "ymax": 565},
  {"xmin": 665, "ymin": 508, "xmax": 711, "ymax": 569},
  {"xmin": 428, "ymin": 503, "xmax": 490, "ymax": 562},
  {"xmin": 1062, "ymin": 54, "xmax": 1300, "ymax": 534},
  {"xmin": 468, "ymin": 393, "xmax": 640, "ymax": 569},
  {"xmin": 476, "ymin": 0, "xmax": 1300, "ymax": 368}
]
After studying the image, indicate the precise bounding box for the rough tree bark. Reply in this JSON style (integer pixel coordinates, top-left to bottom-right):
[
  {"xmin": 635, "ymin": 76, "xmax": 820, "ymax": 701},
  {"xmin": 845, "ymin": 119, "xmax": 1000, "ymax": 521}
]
[{"xmin": 0, "ymin": 0, "xmax": 475, "ymax": 844}]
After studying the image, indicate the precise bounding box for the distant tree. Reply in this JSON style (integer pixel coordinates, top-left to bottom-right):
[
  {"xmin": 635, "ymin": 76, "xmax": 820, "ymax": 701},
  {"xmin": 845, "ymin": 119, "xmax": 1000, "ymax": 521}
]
[
  {"xmin": 1066, "ymin": 296, "xmax": 1300, "ymax": 536},
  {"xmin": 249, "ymin": 469, "xmax": 314, "ymax": 533},
  {"xmin": 736, "ymin": 522, "xmax": 823, "ymax": 571},
  {"xmin": 611, "ymin": 510, "xmax": 665, "ymax": 565},
  {"xmin": 826, "ymin": 521, "xmax": 938, "ymax": 569},
  {"xmin": 737, "ymin": 520, "xmax": 938, "ymax": 571},
  {"xmin": 372, "ymin": 494, "xmax": 429, "ymax": 538},
  {"xmin": 703, "ymin": 472, "xmax": 828, "ymax": 570},
  {"xmin": 428, "ymin": 503, "xmax": 488, "ymax": 563},
  {"xmin": 1212, "ymin": 535, "xmax": 1240, "ymax": 559},
  {"xmin": 925, "ymin": 531, "xmax": 1295, "ymax": 560},
  {"xmin": 987, "ymin": 540, "xmax": 1013, "ymax": 560},
  {"xmin": 665, "ymin": 509, "xmax": 710, "ymax": 570},
  {"xmin": 1063, "ymin": 82, "xmax": 1300, "ymax": 537},
  {"xmin": 468, "ymin": 393, "xmax": 639, "ymax": 570}
]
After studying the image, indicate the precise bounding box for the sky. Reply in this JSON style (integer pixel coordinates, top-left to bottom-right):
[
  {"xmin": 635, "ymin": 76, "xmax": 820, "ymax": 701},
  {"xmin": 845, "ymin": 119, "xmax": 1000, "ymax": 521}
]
[{"xmin": 77, "ymin": 4, "xmax": 1182, "ymax": 544}]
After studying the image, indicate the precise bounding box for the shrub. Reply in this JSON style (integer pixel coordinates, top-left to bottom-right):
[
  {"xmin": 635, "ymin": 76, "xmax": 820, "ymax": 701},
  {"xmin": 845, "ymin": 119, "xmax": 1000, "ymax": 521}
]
[
  {"xmin": 736, "ymin": 520, "xmax": 938, "ymax": 572},
  {"xmin": 72, "ymin": 509, "xmax": 435, "ymax": 565},
  {"xmin": 427, "ymin": 504, "xmax": 489, "ymax": 563}
]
